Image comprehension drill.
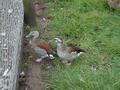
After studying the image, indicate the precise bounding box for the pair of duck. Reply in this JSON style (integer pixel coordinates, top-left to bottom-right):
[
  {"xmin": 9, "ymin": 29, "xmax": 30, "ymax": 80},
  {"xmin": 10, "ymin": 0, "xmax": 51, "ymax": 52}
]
[{"xmin": 26, "ymin": 31, "xmax": 85, "ymax": 65}]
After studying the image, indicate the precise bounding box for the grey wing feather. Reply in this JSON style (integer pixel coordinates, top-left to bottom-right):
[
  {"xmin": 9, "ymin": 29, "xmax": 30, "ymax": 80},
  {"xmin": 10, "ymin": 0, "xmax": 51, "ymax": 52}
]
[{"xmin": 33, "ymin": 47, "xmax": 48, "ymax": 57}]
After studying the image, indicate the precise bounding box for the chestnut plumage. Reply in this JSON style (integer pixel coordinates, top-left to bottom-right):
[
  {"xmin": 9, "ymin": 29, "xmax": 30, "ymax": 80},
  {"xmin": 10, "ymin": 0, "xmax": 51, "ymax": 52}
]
[{"xmin": 26, "ymin": 31, "xmax": 55, "ymax": 62}]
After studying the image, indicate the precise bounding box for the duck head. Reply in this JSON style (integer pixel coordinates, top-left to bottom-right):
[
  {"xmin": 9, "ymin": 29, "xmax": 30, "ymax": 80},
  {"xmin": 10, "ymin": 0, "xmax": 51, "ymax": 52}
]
[
  {"xmin": 54, "ymin": 38, "xmax": 63, "ymax": 45},
  {"xmin": 26, "ymin": 31, "xmax": 39, "ymax": 39}
]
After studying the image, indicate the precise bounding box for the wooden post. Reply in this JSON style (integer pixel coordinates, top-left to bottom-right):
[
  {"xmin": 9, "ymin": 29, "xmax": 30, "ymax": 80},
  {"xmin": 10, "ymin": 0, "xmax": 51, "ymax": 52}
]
[{"xmin": 0, "ymin": 0, "xmax": 23, "ymax": 90}]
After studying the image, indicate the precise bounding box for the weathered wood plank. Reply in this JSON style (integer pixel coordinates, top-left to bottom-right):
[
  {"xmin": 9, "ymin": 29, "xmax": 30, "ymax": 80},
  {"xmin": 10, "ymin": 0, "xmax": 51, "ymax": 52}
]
[{"xmin": 0, "ymin": 0, "xmax": 23, "ymax": 90}]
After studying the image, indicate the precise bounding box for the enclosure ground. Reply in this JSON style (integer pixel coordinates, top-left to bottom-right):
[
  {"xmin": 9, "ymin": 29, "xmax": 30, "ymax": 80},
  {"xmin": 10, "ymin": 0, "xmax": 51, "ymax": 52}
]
[
  {"xmin": 19, "ymin": 0, "xmax": 120, "ymax": 90},
  {"xmin": 45, "ymin": 0, "xmax": 120, "ymax": 90},
  {"xmin": 18, "ymin": 0, "xmax": 50, "ymax": 90}
]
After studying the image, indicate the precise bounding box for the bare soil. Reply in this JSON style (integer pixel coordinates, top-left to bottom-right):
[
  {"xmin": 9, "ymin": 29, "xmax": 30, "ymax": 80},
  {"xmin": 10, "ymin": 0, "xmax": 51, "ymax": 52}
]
[{"xmin": 18, "ymin": 0, "xmax": 51, "ymax": 90}]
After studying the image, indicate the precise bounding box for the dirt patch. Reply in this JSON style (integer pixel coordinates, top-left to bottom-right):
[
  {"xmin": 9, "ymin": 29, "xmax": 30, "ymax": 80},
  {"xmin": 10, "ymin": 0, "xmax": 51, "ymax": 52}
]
[
  {"xmin": 18, "ymin": 0, "xmax": 51, "ymax": 90},
  {"xmin": 26, "ymin": 63, "xmax": 48, "ymax": 90}
]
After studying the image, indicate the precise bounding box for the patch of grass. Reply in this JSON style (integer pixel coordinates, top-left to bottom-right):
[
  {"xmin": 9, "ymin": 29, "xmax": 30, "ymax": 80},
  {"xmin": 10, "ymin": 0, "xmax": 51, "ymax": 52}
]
[{"xmin": 45, "ymin": 0, "xmax": 120, "ymax": 90}]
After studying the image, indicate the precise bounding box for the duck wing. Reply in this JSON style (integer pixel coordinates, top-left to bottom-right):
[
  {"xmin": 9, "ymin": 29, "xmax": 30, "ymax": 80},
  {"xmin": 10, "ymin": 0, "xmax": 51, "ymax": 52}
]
[
  {"xmin": 37, "ymin": 39, "xmax": 56, "ymax": 54},
  {"xmin": 66, "ymin": 44, "xmax": 85, "ymax": 53},
  {"xmin": 33, "ymin": 47, "xmax": 48, "ymax": 58},
  {"xmin": 37, "ymin": 39, "xmax": 51, "ymax": 52}
]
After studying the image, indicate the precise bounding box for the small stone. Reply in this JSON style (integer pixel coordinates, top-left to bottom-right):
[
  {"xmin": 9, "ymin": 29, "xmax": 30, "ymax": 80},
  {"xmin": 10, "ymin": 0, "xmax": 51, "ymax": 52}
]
[
  {"xmin": 20, "ymin": 71, "xmax": 25, "ymax": 76},
  {"xmin": 42, "ymin": 18, "xmax": 46, "ymax": 21},
  {"xmin": 26, "ymin": 25, "xmax": 30, "ymax": 29},
  {"xmin": 51, "ymin": 9, "xmax": 54, "ymax": 11},
  {"xmin": 46, "ymin": 66, "xmax": 52, "ymax": 69},
  {"xmin": 28, "ymin": 56, "xmax": 33, "ymax": 59},
  {"xmin": 60, "ymin": 8, "xmax": 63, "ymax": 10}
]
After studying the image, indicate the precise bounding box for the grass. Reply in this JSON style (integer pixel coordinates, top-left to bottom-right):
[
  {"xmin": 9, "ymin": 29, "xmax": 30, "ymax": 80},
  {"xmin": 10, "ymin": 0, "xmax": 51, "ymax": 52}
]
[{"xmin": 44, "ymin": 0, "xmax": 120, "ymax": 90}]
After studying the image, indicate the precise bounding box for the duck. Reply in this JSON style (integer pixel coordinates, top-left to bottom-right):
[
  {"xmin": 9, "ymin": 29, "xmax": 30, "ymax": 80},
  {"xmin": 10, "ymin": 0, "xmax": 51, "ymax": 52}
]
[
  {"xmin": 107, "ymin": 0, "xmax": 120, "ymax": 9},
  {"xmin": 26, "ymin": 31, "xmax": 55, "ymax": 54},
  {"xmin": 55, "ymin": 38, "xmax": 85, "ymax": 65},
  {"xmin": 26, "ymin": 31, "xmax": 55, "ymax": 62}
]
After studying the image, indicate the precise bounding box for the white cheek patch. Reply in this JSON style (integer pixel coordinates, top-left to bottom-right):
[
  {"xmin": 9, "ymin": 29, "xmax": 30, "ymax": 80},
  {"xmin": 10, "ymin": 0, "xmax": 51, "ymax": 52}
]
[
  {"xmin": 58, "ymin": 39, "xmax": 62, "ymax": 42},
  {"xmin": 56, "ymin": 39, "xmax": 61, "ymax": 42},
  {"xmin": 55, "ymin": 38, "xmax": 62, "ymax": 42}
]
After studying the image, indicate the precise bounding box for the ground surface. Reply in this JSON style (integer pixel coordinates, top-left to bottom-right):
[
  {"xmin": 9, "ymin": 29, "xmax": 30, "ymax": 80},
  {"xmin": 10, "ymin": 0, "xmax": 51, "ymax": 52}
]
[
  {"xmin": 45, "ymin": 0, "xmax": 120, "ymax": 90},
  {"xmin": 19, "ymin": 0, "xmax": 50, "ymax": 90},
  {"xmin": 19, "ymin": 0, "xmax": 120, "ymax": 90}
]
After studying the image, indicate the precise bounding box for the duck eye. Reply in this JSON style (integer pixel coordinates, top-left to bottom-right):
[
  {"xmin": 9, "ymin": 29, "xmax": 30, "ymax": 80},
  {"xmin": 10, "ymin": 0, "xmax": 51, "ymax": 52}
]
[{"xmin": 31, "ymin": 32, "xmax": 35, "ymax": 35}]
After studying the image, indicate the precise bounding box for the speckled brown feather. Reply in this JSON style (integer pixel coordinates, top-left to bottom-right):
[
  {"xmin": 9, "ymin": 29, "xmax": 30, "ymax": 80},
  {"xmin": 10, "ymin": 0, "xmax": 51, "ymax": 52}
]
[{"xmin": 66, "ymin": 44, "xmax": 83, "ymax": 53}]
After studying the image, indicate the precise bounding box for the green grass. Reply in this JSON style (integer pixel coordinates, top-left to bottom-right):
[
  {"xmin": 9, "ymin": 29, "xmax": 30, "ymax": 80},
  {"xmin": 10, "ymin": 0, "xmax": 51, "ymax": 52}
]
[{"xmin": 45, "ymin": 0, "xmax": 120, "ymax": 90}]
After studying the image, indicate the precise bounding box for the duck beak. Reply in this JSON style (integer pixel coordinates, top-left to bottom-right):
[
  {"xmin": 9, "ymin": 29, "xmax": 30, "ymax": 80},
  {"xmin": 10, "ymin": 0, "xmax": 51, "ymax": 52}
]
[{"xmin": 26, "ymin": 34, "xmax": 33, "ymax": 38}]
